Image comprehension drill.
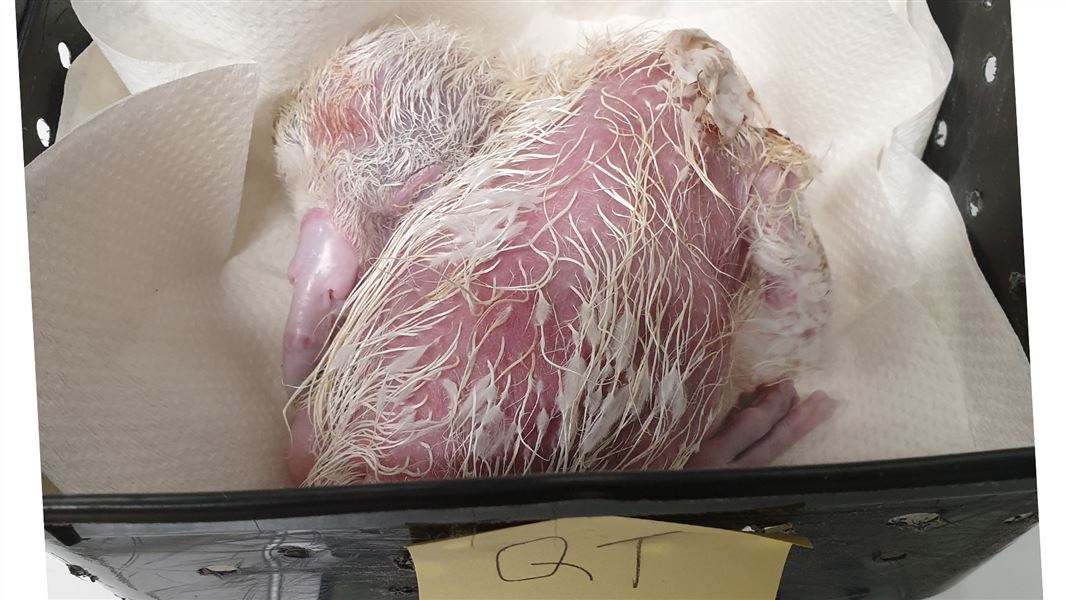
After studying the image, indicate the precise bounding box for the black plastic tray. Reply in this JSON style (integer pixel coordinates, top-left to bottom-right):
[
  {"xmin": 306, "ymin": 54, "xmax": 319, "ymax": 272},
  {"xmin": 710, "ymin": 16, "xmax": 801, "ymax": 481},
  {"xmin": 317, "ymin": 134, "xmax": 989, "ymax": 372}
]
[{"xmin": 21, "ymin": 1, "xmax": 1036, "ymax": 598}]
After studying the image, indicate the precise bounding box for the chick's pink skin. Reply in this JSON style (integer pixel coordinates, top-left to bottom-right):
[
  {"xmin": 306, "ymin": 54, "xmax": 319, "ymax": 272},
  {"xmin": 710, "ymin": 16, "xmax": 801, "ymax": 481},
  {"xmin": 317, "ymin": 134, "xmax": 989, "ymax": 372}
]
[{"xmin": 288, "ymin": 403, "xmax": 317, "ymax": 484}]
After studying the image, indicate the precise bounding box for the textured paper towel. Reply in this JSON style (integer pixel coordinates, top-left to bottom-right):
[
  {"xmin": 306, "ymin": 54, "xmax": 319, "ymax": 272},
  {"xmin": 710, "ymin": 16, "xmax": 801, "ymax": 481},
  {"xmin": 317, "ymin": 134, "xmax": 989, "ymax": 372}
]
[{"xmin": 26, "ymin": 1, "xmax": 1032, "ymax": 493}]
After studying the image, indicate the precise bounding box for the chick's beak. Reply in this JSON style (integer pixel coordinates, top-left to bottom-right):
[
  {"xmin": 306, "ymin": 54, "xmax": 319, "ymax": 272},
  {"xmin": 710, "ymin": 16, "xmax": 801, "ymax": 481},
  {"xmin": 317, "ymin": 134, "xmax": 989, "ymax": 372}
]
[{"xmin": 282, "ymin": 207, "xmax": 363, "ymax": 389}]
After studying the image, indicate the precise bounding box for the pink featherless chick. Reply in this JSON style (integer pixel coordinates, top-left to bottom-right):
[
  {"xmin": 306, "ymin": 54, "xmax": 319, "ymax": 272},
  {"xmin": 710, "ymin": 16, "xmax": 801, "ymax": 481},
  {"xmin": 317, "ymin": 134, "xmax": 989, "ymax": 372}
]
[{"xmin": 277, "ymin": 25, "xmax": 839, "ymax": 487}]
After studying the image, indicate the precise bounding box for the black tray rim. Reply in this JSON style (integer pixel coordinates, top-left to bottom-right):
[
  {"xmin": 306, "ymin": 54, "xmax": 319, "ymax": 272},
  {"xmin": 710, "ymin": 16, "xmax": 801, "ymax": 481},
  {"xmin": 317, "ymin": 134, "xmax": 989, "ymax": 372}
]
[{"xmin": 42, "ymin": 446, "xmax": 1037, "ymax": 524}]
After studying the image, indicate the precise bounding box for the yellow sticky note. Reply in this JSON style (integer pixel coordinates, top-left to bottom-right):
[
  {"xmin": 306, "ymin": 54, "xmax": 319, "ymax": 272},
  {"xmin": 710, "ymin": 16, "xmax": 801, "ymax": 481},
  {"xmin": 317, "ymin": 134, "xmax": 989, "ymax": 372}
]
[{"xmin": 406, "ymin": 516, "xmax": 803, "ymax": 599}]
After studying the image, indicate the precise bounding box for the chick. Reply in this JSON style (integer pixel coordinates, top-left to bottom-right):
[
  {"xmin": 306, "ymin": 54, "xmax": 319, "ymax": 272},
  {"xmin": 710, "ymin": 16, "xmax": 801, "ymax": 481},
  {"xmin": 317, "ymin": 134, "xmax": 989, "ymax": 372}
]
[{"xmin": 286, "ymin": 28, "xmax": 835, "ymax": 485}]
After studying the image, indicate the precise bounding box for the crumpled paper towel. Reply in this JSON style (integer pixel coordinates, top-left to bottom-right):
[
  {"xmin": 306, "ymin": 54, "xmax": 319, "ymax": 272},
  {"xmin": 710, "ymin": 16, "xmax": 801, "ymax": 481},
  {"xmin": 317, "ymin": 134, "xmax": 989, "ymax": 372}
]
[{"xmin": 27, "ymin": 0, "xmax": 1033, "ymax": 494}]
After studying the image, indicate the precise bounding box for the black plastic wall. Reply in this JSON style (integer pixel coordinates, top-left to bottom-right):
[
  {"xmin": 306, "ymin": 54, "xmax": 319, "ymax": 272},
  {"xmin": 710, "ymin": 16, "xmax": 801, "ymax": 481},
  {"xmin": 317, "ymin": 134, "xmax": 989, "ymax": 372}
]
[{"xmin": 923, "ymin": 0, "xmax": 1028, "ymax": 355}]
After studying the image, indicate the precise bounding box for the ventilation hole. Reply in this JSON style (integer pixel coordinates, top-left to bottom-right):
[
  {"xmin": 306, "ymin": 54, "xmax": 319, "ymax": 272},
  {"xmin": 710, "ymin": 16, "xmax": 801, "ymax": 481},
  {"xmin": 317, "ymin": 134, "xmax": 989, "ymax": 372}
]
[
  {"xmin": 741, "ymin": 523, "xmax": 795, "ymax": 536},
  {"xmin": 275, "ymin": 545, "xmax": 314, "ymax": 558},
  {"xmin": 1008, "ymin": 272, "xmax": 1026, "ymax": 300},
  {"xmin": 392, "ymin": 552, "xmax": 415, "ymax": 571},
  {"xmin": 967, "ymin": 190, "xmax": 984, "ymax": 217},
  {"xmin": 983, "ymin": 0, "xmax": 993, "ymax": 8},
  {"xmin": 197, "ymin": 564, "xmax": 239, "ymax": 577},
  {"xmin": 984, "ymin": 55, "xmax": 998, "ymax": 84},
  {"xmin": 1004, "ymin": 511, "xmax": 1037, "ymax": 524},
  {"xmin": 873, "ymin": 550, "xmax": 907, "ymax": 562},
  {"xmin": 66, "ymin": 564, "xmax": 98, "ymax": 582},
  {"xmin": 934, "ymin": 120, "xmax": 948, "ymax": 147},
  {"xmin": 36, "ymin": 118, "xmax": 52, "ymax": 148},
  {"xmin": 57, "ymin": 42, "xmax": 71, "ymax": 69},
  {"xmin": 887, "ymin": 512, "xmax": 947, "ymax": 531}
]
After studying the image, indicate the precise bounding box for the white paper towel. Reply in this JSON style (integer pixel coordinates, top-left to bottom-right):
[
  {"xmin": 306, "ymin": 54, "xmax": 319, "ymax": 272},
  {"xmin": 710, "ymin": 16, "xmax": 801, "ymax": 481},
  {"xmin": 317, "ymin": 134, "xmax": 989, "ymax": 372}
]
[{"xmin": 26, "ymin": 0, "xmax": 1033, "ymax": 493}]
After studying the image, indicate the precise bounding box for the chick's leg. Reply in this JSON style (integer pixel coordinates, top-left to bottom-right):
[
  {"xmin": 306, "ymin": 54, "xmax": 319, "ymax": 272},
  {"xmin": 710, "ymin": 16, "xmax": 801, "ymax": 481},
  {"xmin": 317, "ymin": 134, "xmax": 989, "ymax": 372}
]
[{"xmin": 688, "ymin": 380, "xmax": 836, "ymax": 469}]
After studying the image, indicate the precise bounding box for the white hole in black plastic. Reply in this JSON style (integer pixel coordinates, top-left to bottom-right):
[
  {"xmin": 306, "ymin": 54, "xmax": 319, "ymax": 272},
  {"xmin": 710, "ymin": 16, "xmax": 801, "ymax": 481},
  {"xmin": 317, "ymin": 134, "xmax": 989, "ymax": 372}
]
[
  {"xmin": 887, "ymin": 512, "xmax": 946, "ymax": 531},
  {"xmin": 197, "ymin": 564, "xmax": 238, "ymax": 577},
  {"xmin": 984, "ymin": 55, "xmax": 998, "ymax": 84},
  {"xmin": 36, "ymin": 118, "xmax": 51, "ymax": 148},
  {"xmin": 1004, "ymin": 511, "xmax": 1036, "ymax": 524},
  {"xmin": 967, "ymin": 190, "xmax": 984, "ymax": 217},
  {"xmin": 934, "ymin": 120, "xmax": 948, "ymax": 147},
  {"xmin": 983, "ymin": 0, "xmax": 993, "ymax": 9},
  {"xmin": 57, "ymin": 42, "xmax": 71, "ymax": 69},
  {"xmin": 276, "ymin": 545, "xmax": 314, "ymax": 558}
]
